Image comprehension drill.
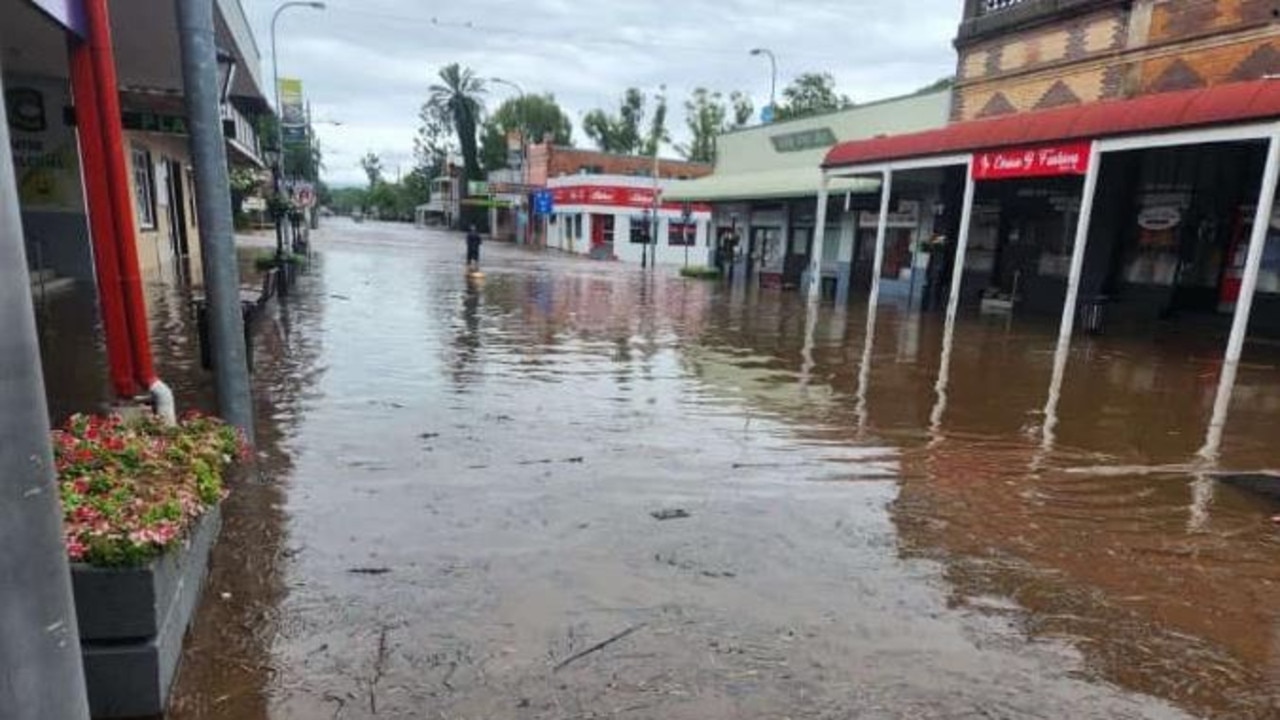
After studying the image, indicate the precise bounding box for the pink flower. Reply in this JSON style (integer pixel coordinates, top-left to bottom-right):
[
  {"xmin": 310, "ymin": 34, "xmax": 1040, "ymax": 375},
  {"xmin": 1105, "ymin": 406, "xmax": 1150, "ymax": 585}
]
[
  {"xmin": 73, "ymin": 506, "xmax": 101, "ymax": 524},
  {"xmin": 66, "ymin": 537, "xmax": 87, "ymax": 561}
]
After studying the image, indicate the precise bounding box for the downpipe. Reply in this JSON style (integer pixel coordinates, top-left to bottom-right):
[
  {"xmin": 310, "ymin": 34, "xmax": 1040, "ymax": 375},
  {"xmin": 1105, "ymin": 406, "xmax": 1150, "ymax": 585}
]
[{"xmin": 149, "ymin": 379, "xmax": 176, "ymax": 424}]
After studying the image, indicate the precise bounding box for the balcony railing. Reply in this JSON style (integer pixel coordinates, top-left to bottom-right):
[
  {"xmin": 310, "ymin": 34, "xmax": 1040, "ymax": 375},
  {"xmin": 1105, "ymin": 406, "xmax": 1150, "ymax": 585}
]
[
  {"xmin": 221, "ymin": 104, "xmax": 263, "ymax": 164},
  {"xmin": 983, "ymin": 0, "xmax": 1029, "ymax": 13}
]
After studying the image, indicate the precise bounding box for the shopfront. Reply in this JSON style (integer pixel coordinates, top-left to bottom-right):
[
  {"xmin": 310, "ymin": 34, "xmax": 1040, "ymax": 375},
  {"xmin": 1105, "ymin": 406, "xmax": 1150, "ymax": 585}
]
[
  {"xmin": 810, "ymin": 79, "xmax": 1280, "ymax": 462},
  {"xmin": 542, "ymin": 176, "xmax": 712, "ymax": 266}
]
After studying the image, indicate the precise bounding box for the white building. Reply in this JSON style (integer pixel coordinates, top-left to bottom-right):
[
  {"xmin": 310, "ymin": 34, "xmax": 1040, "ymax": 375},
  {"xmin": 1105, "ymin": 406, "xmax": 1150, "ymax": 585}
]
[{"xmin": 544, "ymin": 175, "xmax": 713, "ymax": 266}]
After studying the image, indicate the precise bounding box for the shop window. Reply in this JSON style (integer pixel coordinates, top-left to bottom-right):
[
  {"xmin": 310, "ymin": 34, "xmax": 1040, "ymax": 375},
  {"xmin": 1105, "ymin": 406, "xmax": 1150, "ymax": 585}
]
[
  {"xmin": 131, "ymin": 144, "xmax": 157, "ymax": 230},
  {"xmin": 630, "ymin": 216, "xmax": 650, "ymax": 243},
  {"xmin": 574, "ymin": 214, "xmax": 583, "ymax": 238},
  {"xmin": 668, "ymin": 221, "xmax": 696, "ymax": 246}
]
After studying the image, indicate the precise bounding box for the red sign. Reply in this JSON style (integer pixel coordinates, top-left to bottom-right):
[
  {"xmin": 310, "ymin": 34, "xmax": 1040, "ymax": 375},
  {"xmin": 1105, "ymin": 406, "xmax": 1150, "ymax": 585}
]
[
  {"xmin": 972, "ymin": 141, "xmax": 1091, "ymax": 181},
  {"xmin": 550, "ymin": 185, "xmax": 710, "ymax": 213}
]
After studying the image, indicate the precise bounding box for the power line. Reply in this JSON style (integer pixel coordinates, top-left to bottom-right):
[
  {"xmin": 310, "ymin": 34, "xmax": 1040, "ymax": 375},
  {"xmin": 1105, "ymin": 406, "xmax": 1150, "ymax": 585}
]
[{"xmin": 320, "ymin": 6, "xmax": 861, "ymax": 63}]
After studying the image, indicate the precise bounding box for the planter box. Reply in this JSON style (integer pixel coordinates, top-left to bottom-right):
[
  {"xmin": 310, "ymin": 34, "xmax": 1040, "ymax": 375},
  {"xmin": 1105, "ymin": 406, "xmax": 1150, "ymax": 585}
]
[{"xmin": 71, "ymin": 504, "xmax": 222, "ymax": 719}]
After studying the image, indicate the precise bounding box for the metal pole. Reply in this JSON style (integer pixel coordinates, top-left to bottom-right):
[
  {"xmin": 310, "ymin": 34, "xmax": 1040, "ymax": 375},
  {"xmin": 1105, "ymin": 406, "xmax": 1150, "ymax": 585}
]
[
  {"xmin": 0, "ymin": 68, "xmax": 91, "ymax": 720},
  {"xmin": 1200, "ymin": 128, "xmax": 1280, "ymax": 462},
  {"xmin": 768, "ymin": 51, "xmax": 777, "ymax": 113},
  {"xmin": 652, "ymin": 136, "xmax": 661, "ymax": 269},
  {"xmin": 177, "ymin": 0, "xmax": 256, "ymax": 443},
  {"xmin": 807, "ymin": 174, "xmax": 831, "ymax": 304},
  {"xmin": 932, "ymin": 158, "xmax": 977, "ymax": 438},
  {"xmin": 1053, "ymin": 141, "xmax": 1101, "ymax": 351},
  {"xmin": 869, "ymin": 169, "xmax": 893, "ymax": 306},
  {"xmin": 270, "ymin": 2, "xmax": 324, "ymax": 260},
  {"xmin": 944, "ymin": 158, "xmax": 977, "ymax": 328},
  {"xmin": 1042, "ymin": 141, "xmax": 1101, "ymax": 454}
]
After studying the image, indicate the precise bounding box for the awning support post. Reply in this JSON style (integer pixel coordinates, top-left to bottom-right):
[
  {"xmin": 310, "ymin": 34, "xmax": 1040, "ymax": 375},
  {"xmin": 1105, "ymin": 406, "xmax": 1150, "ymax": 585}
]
[
  {"xmin": 1200, "ymin": 127, "xmax": 1280, "ymax": 462},
  {"xmin": 932, "ymin": 156, "xmax": 977, "ymax": 436},
  {"xmin": 1042, "ymin": 141, "xmax": 1101, "ymax": 452},
  {"xmin": 869, "ymin": 169, "xmax": 893, "ymax": 306},
  {"xmin": 806, "ymin": 174, "xmax": 831, "ymax": 304}
]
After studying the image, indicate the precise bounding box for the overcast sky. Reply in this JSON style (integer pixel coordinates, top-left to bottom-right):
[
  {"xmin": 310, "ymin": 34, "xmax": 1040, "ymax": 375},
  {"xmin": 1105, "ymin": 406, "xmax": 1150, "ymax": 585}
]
[{"xmin": 243, "ymin": 0, "xmax": 962, "ymax": 186}]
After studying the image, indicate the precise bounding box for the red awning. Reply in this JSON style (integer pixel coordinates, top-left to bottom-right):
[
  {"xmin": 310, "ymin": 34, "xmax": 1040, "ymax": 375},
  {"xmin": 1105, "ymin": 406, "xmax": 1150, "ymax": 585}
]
[{"xmin": 823, "ymin": 80, "xmax": 1280, "ymax": 170}]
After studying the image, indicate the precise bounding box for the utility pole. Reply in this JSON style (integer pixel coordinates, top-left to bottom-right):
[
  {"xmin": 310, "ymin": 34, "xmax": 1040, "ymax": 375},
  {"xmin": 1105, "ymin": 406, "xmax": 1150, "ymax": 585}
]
[
  {"xmin": 651, "ymin": 129, "xmax": 661, "ymax": 270},
  {"xmin": 177, "ymin": 0, "xmax": 256, "ymax": 443},
  {"xmin": 0, "ymin": 69, "xmax": 91, "ymax": 720}
]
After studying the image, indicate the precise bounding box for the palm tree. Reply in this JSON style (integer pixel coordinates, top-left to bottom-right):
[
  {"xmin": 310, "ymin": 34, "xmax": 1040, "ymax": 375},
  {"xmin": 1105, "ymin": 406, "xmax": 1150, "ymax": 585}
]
[{"xmin": 428, "ymin": 64, "xmax": 485, "ymax": 185}]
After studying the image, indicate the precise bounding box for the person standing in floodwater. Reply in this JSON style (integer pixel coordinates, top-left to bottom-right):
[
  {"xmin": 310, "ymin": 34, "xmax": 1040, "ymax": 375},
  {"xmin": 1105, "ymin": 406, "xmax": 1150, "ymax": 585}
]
[{"xmin": 465, "ymin": 225, "xmax": 482, "ymax": 272}]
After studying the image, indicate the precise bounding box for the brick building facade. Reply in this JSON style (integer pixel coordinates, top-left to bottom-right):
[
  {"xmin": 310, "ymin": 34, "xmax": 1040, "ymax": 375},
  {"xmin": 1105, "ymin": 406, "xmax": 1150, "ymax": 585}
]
[
  {"xmin": 524, "ymin": 143, "xmax": 712, "ymax": 187},
  {"xmin": 953, "ymin": 0, "xmax": 1280, "ymax": 121}
]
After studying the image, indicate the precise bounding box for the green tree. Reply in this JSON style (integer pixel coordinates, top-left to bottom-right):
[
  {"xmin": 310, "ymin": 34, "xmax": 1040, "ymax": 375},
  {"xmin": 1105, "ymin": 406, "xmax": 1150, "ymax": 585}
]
[
  {"xmin": 399, "ymin": 167, "xmax": 431, "ymax": 211},
  {"xmin": 359, "ymin": 152, "xmax": 383, "ymax": 190},
  {"xmin": 480, "ymin": 93, "xmax": 573, "ymax": 172},
  {"xmin": 584, "ymin": 87, "xmax": 649, "ymax": 154},
  {"xmin": 641, "ymin": 87, "xmax": 669, "ymax": 158},
  {"xmin": 776, "ymin": 72, "xmax": 852, "ymax": 121},
  {"xmin": 730, "ymin": 91, "xmax": 754, "ymax": 128},
  {"xmin": 678, "ymin": 88, "xmax": 754, "ymax": 163},
  {"xmin": 329, "ymin": 186, "xmax": 368, "ymax": 215},
  {"xmin": 428, "ymin": 63, "xmax": 486, "ymax": 183},
  {"xmin": 414, "ymin": 102, "xmax": 455, "ymax": 191},
  {"xmin": 916, "ymin": 76, "xmax": 956, "ymax": 94}
]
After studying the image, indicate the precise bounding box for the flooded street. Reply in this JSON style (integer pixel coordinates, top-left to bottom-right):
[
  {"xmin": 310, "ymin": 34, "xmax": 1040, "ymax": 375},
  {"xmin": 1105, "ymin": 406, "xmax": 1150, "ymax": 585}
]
[{"xmin": 163, "ymin": 219, "xmax": 1280, "ymax": 719}]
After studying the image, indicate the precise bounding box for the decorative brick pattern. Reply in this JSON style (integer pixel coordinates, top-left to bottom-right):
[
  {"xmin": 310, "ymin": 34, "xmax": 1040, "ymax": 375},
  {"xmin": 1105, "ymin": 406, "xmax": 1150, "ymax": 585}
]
[
  {"xmin": 1240, "ymin": 0, "xmax": 1280, "ymax": 24},
  {"xmin": 1083, "ymin": 13, "xmax": 1124, "ymax": 52},
  {"xmin": 1065, "ymin": 20, "xmax": 1088, "ymax": 59},
  {"xmin": 1146, "ymin": 58, "xmax": 1209, "ymax": 92},
  {"xmin": 962, "ymin": 48, "xmax": 989, "ymax": 80},
  {"xmin": 1100, "ymin": 64, "xmax": 1130, "ymax": 99},
  {"xmin": 976, "ymin": 92, "xmax": 1018, "ymax": 117},
  {"xmin": 1229, "ymin": 41, "xmax": 1280, "ymax": 80},
  {"xmin": 1150, "ymin": 0, "xmax": 1226, "ymax": 43},
  {"xmin": 1034, "ymin": 79, "xmax": 1084, "ymax": 109},
  {"xmin": 986, "ymin": 44, "xmax": 1005, "ymax": 76}
]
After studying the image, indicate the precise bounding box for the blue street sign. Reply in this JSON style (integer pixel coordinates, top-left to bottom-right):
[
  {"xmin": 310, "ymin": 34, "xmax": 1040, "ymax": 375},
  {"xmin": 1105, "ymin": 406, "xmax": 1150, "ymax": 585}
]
[
  {"xmin": 533, "ymin": 190, "xmax": 554, "ymax": 215},
  {"xmin": 761, "ymin": 104, "xmax": 775, "ymax": 124}
]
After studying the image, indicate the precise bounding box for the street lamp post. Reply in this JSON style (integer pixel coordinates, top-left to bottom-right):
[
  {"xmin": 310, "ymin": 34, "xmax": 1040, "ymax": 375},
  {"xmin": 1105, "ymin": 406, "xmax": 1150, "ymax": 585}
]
[
  {"xmin": 490, "ymin": 77, "xmax": 528, "ymax": 245},
  {"xmin": 750, "ymin": 47, "xmax": 777, "ymax": 121},
  {"xmin": 270, "ymin": 1, "xmax": 325, "ymax": 260}
]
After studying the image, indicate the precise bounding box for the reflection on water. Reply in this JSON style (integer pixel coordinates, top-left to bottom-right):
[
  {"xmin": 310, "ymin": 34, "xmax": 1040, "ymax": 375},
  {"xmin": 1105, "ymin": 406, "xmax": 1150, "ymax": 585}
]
[{"xmin": 58, "ymin": 222, "xmax": 1280, "ymax": 718}]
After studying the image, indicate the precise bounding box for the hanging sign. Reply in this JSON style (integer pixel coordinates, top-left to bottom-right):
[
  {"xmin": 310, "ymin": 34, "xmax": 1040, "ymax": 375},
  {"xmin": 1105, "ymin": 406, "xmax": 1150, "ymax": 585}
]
[
  {"xmin": 972, "ymin": 141, "xmax": 1091, "ymax": 181},
  {"xmin": 1137, "ymin": 206, "xmax": 1182, "ymax": 231}
]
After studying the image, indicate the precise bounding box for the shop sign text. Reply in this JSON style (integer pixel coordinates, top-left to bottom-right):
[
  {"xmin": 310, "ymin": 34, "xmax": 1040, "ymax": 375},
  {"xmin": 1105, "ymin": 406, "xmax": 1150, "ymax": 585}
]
[{"xmin": 973, "ymin": 141, "xmax": 1091, "ymax": 180}]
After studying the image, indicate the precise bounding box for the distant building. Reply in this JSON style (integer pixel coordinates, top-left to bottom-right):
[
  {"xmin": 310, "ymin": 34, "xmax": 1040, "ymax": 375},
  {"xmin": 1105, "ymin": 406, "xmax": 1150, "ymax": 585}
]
[
  {"xmin": 543, "ymin": 174, "xmax": 712, "ymax": 265},
  {"xmin": 480, "ymin": 143, "xmax": 711, "ymax": 245},
  {"xmin": 666, "ymin": 91, "xmax": 951, "ymax": 301}
]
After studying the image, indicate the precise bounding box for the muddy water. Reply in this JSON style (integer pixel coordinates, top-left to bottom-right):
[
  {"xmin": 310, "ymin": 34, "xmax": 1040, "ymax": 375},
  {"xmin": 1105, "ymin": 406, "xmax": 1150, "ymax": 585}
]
[{"xmin": 158, "ymin": 220, "xmax": 1280, "ymax": 719}]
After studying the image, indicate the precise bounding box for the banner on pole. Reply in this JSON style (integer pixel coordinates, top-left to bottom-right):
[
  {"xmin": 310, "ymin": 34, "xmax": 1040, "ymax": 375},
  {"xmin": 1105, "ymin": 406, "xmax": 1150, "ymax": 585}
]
[{"xmin": 278, "ymin": 77, "xmax": 306, "ymax": 127}]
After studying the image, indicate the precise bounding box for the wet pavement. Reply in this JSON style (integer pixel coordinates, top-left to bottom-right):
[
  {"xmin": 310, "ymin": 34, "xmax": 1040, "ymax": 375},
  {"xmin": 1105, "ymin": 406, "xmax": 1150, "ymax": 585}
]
[{"xmin": 114, "ymin": 219, "xmax": 1280, "ymax": 718}]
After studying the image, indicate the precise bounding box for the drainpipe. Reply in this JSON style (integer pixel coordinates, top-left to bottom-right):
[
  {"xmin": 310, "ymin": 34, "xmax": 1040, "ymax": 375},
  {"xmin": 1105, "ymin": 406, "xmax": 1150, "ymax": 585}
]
[
  {"xmin": 68, "ymin": 40, "xmax": 137, "ymax": 398},
  {"xmin": 83, "ymin": 0, "xmax": 175, "ymax": 421}
]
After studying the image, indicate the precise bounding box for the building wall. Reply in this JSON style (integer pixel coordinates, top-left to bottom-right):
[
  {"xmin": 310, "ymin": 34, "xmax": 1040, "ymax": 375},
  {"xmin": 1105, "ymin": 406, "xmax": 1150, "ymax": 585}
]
[
  {"xmin": 123, "ymin": 131, "xmax": 203, "ymax": 283},
  {"xmin": 953, "ymin": 0, "xmax": 1280, "ymax": 121},
  {"xmin": 526, "ymin": 144, "xmax": 712, "ymax": 186}
]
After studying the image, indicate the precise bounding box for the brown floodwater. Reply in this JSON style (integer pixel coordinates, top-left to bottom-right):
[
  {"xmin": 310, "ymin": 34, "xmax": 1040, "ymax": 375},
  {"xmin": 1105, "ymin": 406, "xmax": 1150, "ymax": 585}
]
[{"xmin": 48, "ymin": 220, "xmax": 1280, "ymax": 718}]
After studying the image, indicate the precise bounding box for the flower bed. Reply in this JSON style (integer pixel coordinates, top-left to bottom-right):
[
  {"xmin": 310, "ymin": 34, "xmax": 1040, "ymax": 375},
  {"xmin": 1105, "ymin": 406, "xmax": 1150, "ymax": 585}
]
[
  {"xmin": 55, "ymin": 412, "xmax": 241, "ymax": 568},
  {"xmin": 54, "ymin": 412, "xmax": 244, "ymax": 718}
]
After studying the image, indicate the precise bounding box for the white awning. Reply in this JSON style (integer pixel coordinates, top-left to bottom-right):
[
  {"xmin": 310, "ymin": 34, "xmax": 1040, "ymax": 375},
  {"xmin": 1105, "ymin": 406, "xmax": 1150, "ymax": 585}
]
[{"xmin": 664, "ymin": 167, "xmax": 879, "ymax": 203}]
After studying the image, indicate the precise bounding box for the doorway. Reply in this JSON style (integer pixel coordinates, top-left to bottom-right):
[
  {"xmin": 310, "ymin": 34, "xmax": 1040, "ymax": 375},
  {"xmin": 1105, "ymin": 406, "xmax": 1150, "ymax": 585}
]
[{"xmin": 164, "ymin": 158, "xmax": 191, "ymax": 281}]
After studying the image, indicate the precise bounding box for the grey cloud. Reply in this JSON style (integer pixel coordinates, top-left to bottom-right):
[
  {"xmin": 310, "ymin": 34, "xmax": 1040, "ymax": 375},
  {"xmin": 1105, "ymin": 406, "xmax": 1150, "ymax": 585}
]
[{"xmin": 246, "ymin": 0, "xmax": 959, "ymax": 186}]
